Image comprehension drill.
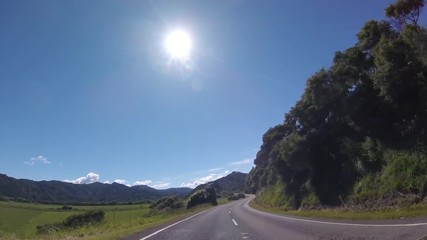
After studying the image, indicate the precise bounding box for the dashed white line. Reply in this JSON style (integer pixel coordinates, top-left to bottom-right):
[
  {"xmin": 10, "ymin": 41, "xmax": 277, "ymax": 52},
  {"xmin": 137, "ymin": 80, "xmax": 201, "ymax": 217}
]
[
  {"xmin": 232, "ymin": 218, "xmax": 239, "ymax": 226},
  {"xmin": 140, "ymin": 209, "xmax": 209, "ymax": 240},
  {"xmin": 240, "ymin": 233, "xmax": 250, "ymax": 239}
]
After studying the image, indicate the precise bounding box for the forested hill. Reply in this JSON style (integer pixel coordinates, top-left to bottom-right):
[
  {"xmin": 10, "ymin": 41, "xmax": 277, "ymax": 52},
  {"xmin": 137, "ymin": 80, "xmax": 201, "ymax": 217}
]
[
  {"xmin": 0, "ymin": 174, "xmax": 191, "ymax": 204},
  {"xmin": 246, "ymin": 0, "xmax": 427, "ymax": 209},
  {"xmin": 193, "ymin": 172, "xmax": 247, "ymax": 196}
]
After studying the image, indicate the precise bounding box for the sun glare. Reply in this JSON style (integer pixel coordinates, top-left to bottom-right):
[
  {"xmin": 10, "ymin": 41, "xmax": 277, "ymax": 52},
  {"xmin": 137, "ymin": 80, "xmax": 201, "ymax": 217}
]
[{"xmin": 165, "ymin": 30, "xmax": 192, "ymax": 60}]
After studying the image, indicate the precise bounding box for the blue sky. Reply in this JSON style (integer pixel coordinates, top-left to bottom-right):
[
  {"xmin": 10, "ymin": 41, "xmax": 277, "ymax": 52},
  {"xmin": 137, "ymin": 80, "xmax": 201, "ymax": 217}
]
[{"xmin": 1, "ymin": 0, "xmax": 424, "ymax": 189}]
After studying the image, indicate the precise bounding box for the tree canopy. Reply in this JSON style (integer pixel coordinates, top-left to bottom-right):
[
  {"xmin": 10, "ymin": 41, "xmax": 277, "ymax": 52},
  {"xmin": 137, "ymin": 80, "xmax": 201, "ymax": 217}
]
[
  {"xmin": 385, "ymin": 0, "xmax": 424, "ymax": 27},
  {"xmin": 247, "ymin": 0, "xmax": 427, "ymax": 209}
]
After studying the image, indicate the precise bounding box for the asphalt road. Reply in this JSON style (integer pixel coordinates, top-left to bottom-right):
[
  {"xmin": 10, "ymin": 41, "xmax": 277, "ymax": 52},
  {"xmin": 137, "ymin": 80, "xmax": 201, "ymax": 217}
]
[{"xmin": 125, "ymin": 196, "xmax": 427, "ymax": 240}]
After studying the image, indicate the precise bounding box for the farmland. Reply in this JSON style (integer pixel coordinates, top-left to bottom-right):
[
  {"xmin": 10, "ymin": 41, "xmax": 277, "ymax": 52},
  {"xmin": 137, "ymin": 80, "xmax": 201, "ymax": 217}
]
[{"xmin": 0, "ymin": 199, "xmax": 224, "ymax": 240}]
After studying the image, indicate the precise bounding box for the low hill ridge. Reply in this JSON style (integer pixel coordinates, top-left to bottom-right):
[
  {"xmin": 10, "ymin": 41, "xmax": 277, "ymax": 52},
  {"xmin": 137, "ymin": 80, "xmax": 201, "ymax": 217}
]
[
  {"xmin": 192, "ymin": 171, "xmax": 247, "ymax": 196},
  {"xmin": 0, "ymin": 173, "xmax": 191, "ymax": 204}
]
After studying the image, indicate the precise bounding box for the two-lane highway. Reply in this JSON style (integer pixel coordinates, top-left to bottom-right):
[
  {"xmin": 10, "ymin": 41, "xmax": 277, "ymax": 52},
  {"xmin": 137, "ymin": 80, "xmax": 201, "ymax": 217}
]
[{"xmin": 125, "ymin": 196, "xmax": 427, "ymax": 240}]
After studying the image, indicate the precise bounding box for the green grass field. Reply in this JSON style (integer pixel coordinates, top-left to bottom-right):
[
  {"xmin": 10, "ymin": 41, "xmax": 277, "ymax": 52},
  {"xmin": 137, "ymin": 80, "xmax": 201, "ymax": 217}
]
[{"xmin": 0, "ymin": 199, "xmax": 227, "ymax": 240}]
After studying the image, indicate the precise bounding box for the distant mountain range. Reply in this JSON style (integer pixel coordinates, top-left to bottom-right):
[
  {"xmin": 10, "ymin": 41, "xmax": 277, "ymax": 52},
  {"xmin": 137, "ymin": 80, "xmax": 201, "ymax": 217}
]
[
  {"xmin": 192, "ymin": 171, "xmax": 247, "ymax": 196},
  {"xmin": 0, "ymin": 173, "xmax": 191, "ymax": 204}
]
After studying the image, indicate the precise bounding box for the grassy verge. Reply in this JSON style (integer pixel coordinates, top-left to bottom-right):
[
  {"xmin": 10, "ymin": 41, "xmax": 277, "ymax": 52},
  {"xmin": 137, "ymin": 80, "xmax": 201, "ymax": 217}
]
[
  {"xmin": 250, "ymin": 199, "xmax": 427, "ymax": 220},
  {"xmin": 0, "ymin": 198, "xmax": 230, "ymax": 240}
]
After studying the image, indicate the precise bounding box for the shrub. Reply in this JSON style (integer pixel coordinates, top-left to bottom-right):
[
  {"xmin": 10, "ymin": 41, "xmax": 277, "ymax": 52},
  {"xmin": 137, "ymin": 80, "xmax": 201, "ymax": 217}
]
[
  {"xmin": 255, "ymin": 182, "xmax": 289, "ymax": 208},
  {"xmin": 61, "ymin": 205, "xmax": 73, "ymax": 211},
  {"xmin": 63, "ymin": 210, "xmax": 105, "ymax": 228},
  {"xmin": 187, "ymin": 183, "xmax": 217, "ymax": 208},
  {"xmin": 36, "ymin": 210, "xmax": 105, "ymax": 235},
  {"xmin": 350, "ymin": 150, "xmax": 427, "ymax": 202},
  {"xmin": 381, "ymin": 150, "xmax": 427, "ymax": 195},
  {"xmin": 149, "ymin": 197, "xmax": 184, "ymax": 211},
  {"xmin": 227, "ymin": 192, "xmax": 246, "ymax": 201},
  {"xmin": 237, "ymin": 192, "xmax": 246, "ymax": 199}
]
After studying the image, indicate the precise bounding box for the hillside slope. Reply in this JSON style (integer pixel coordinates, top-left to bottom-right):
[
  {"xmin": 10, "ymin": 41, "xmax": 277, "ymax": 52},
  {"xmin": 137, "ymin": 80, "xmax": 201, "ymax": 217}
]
[
  {"xmin": 193, "ymin": 172, "xmax": 247, "ymax": 196},
  {"xmin": 0, "ymin": 174, "xmax": 191, "ymax": 204},
  {"xmin": 247, "ymin": 1, "xmax": 427, "ymax": 210}
]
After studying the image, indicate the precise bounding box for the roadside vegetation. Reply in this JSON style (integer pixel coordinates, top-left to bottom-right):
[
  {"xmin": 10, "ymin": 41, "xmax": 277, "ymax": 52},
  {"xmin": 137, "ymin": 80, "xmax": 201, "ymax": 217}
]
[
  {"xmin": 187, "ymin": 183, "xmax": 218, "ymax": 208},
  {"xmin": 0, "ymin": 195, "xmax": 229, "ymax": 240},
  {"xmin": 227, "ymin": 193, "xmax": 246, "ymax": 201},
  {"xmin": 0, "ymin": 170, "xmax": 248, "ymax": 239},
  {"xmin": 250, "ymin": 199, "xmax": 427, "ymax": 220},
  {"xmin": 246, "ymin": 0, "xmax": 427, "ymax": 213}
]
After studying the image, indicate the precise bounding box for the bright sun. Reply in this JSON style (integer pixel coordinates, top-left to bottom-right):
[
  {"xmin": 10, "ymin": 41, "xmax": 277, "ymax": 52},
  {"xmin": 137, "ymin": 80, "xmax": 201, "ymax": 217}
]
[{"xmin": 165, "ymin": 30, "xmax": 192, "ymax": 60}]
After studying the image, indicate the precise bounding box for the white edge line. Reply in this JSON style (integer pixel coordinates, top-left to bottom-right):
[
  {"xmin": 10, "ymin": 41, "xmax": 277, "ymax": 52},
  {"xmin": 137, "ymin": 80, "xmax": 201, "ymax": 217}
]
[
  {"xmin": 232, "ymin": 218, "xmax": 239, "ymax": 226},
  {"xmin": 140, "ymin": 209, "xmax": 209, "ymax": 240},
  {"xmin": 245, "ymin": 199, "xmax": 427, "ymax": 227}
]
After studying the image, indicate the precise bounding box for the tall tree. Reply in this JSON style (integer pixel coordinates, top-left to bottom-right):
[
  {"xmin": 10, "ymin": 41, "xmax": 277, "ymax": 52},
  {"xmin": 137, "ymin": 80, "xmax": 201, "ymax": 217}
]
[{"xmin": 385, "ymin": 0, "xmax": 424, "ymax": 27}]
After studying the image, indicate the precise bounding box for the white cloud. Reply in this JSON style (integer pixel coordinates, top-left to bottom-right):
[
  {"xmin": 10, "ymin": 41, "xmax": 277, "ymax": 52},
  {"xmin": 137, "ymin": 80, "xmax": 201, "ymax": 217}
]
[
  {"xmin": 103, "ymin": 181, "xmax": 110, "ymax": 184},
  {"xmin": 64, "ymin": 172, "xmax": 100, "ymax": 184},
  {"xmin": 195, "ymin": 167, "xmax": 223, "ymax": 174},
  {"xmin": 132, "ymin": 180, "xmax": 170, "ymax": 189},
  {"xmin": 114, "ymin": 179, "xmax": 130, "ymax": 187},
  {"xmin": 181, "ymin": 170, "xmax": 230, "ymax": 188},
  {"xmin": 133, "ymin": 180, "xmax": 152, "ymax": 186},
  {"xmin": 229, "ymin": 159, "xmax": 252, "ymax": 166},
  {"xmin": 207, "ymin": 167, "xmax": 223, "ymax": 172},
  {"xmin": 180, "ymin": 182, "xmax": 195, "ymax": 188},
  {"xmin": 24, "ymin": 155, "xmax": 51, "ymax": 166},
  {"xmin": 150, "ymin": 182, "xmax": 171, "ymax": 189}
]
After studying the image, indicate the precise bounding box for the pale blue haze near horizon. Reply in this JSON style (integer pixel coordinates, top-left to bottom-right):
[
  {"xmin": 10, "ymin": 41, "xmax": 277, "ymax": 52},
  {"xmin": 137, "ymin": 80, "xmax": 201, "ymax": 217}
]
[{"xmin": 1, "ymin": 0, "xmax": 425, "ymax": 188}]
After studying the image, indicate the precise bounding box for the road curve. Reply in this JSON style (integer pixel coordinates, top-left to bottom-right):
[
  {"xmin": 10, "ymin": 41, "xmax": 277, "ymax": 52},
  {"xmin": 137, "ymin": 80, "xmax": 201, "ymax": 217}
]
[{"xmin": 124, "ymin": 196, "xmax": 427, "ymax": 240}]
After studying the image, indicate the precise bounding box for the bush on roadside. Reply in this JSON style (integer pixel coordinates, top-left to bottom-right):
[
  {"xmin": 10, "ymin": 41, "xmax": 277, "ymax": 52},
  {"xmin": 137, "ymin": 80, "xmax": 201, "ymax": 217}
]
[
  {"xmin": 350, "ymin": 150, "xmax": 427, "ymax": 205},
  {"xmin": 187, "ymin": 183, "xmax": 217, "ymax": 208},
  {"xmin": 61, "ymin": 205, "xmax": 73, "ymax": 211},
  {"xmin": 227, "ymin": 192, "xmax": 246, "ymax": 201},
  {"xmin": 36, "ymin": 210, "xmax": 105, "ymax": 235},
  {"xmin": 150, "ymin": 196, "xmax": 183, "ymax": 210},
  {"xmin": 145, "ymin": 197, "xmax": 184, "ymax": 217}
]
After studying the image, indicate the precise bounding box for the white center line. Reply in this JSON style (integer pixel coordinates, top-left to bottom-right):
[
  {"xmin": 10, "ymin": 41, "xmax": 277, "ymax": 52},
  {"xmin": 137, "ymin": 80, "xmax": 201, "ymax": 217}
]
[{"xmin": 232, "ymin": 218, "xmax": 239, "ymax": 226}]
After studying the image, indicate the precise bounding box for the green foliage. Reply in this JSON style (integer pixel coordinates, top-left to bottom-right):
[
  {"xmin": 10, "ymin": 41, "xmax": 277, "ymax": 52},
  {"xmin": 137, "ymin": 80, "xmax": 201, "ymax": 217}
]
[
  {"xmin": 300, "ymin": 192, "xmax": 321, "ymax": 208},
  {"xmin": 357, "ymin": 20, "xmax": 395, "ymax": 50},
  {"xmin": 149, "ymin": 196, "xmax": 184, "ymax": 214},
  {"xmin": 381, "ymin": 150, "xmax": 427, "ymax": 195},
  {"xmin": 187, "ymin": 183, "xmax": 217, "ymax": 209},
  {"xmin": 251, "ymin": 199, "xmax": 427, "ymax": 220},
  {"xmin": 227, "ymin": 193, "xmax": 246, "ymax": 201},
  {"xmin": 254, "ymin": 182, "xmax": 289, "ymax": 209},
  {"xmin": 63, "ymin": 210, "xmax": 105, "ymax": 228},
  {"xmin": 359, "ymin": 137, "xmax": 384, "ymax": 173},
  {"xmin": 0, "ymin": 199, "xmax": 222, "ymax": 239},
  {"xmin": 246, "ymin": 125, "xmax": 289, "ymax": 194},
  {"xmin": 247, "ymin": 1, "xmax": 427, "ymax": 209},
  {"xmin": 36, "ymin": 210, "xmax": 105, "ymax": 234},
  {"xmin": 61, "ymin": 205, "xmax": 73, "ymax": 211},
  {"xmin": 351, "ymin": 174, "xmax": 383, "ymax": 202},
  {"xmin": 385, "ymin": 0, "xmax": 424, "ymax": 27}
]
